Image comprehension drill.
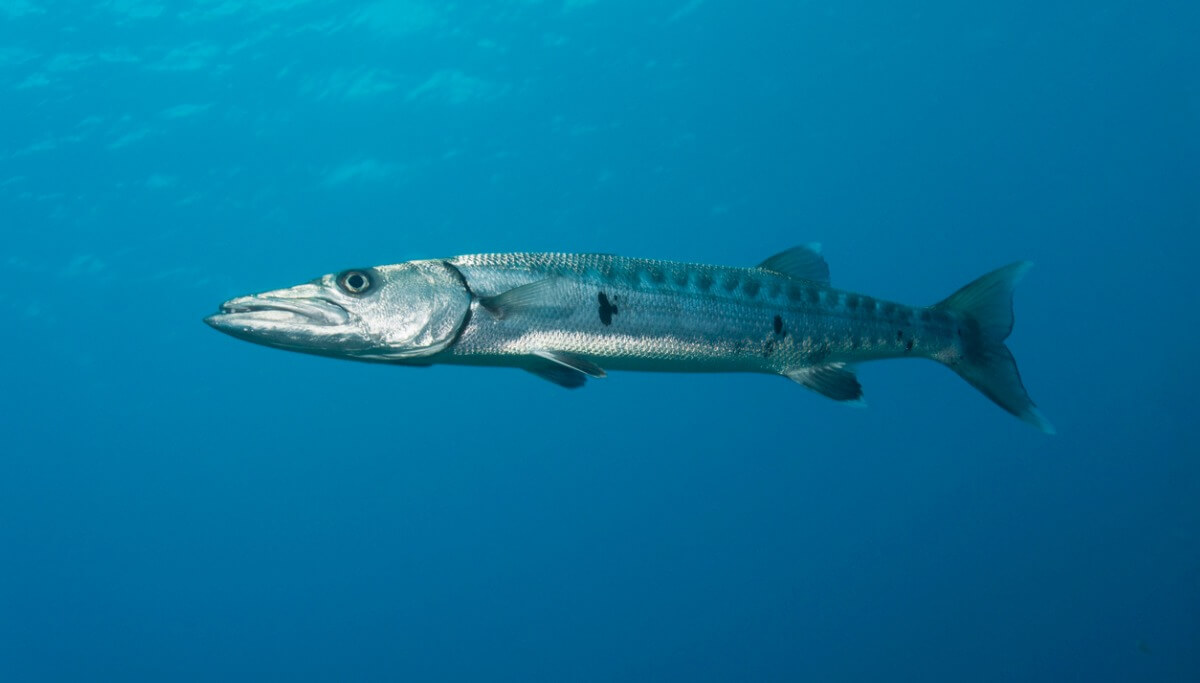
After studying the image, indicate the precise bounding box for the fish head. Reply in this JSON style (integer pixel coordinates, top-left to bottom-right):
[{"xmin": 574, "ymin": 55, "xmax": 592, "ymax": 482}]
[{"xmin": 205, "ymin": 259, "xmax": 471, "ymax": 361}]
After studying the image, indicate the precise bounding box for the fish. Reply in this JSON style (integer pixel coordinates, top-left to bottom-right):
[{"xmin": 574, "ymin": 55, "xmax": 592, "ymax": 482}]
[{"xmin": 204, "ymin": 245, "xmax": 1053, "ymax": 432}]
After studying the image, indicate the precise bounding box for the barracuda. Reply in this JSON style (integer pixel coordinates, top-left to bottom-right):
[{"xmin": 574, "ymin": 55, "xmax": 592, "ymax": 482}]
[{"xmin": 204, "ymin": 245, "xmax": 1053, "ymax": 432}]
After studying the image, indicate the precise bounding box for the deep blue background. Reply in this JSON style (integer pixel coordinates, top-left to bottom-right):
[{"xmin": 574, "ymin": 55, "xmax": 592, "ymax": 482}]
[{"xmin": 1, "ymin": 1, "xmax": 1197, "ymax": 680}]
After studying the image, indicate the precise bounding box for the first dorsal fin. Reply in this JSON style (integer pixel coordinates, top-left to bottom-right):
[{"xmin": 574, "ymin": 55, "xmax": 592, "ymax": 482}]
[
  {"xmin": 479, "ymin": 278, "xmax": 571, "ymax": 319},
  {"xmin": 758, "ymin": 244, "xmax": 830, "ymax": 284},
  {"xmin": 785, "ymin": 363, "xmax": 864, "ymax": 403}
]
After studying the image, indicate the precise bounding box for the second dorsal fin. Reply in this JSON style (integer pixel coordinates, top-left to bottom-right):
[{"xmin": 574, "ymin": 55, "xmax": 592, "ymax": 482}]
[{"xmin": 758, "ymin": 244, "xmax": 830, "ymax": 284}]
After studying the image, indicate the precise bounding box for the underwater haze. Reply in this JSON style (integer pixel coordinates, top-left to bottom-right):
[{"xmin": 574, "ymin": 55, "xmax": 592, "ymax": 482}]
[{"xmin": 1, "ymin": 1, "xmax": 1197, "ymax": 681}]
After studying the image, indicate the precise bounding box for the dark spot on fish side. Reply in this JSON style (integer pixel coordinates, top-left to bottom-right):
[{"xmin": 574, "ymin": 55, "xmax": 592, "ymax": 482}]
[
  {"xmin": 673, "ymin": 269, "xmax": 689, "ymax": 288},
  {"xmin": 851, "ymin": 337, "xmax": 861, "ymax": 349},
  {"xmin": 897, "ymin": 330, "xmax": 904, "ymax": 341},
  {"xmin": 696, "ymin": 273, "xmax": 714, "ymax": 291},
  {"xmin": 807, "ymin": 287, "xmax": 821, "ymax": 304},
  {"xmin": 647, "ymin": 267, "xmax": 665, "ymax": 284},
  {"xmin": 743, "ymin": 279, "xmax": 761, "ymax": 297},
  {"xmin": 763, "ymin": 338, "xmax": 776, "ymax": 357},
  {"xmin": 773, "ymin": 315, "xmax": 784, "ymax": 336},
  {"xmin": 722, "ymin": 275, "xmax": 739, "ymax": 292},
  {"xmin": 861, "ymin": 297, "xmax": 876, "ymax": 314},
  {"xmin": 905, "ymin": 338, "xmax": 915, "ymax": 352},
  {"xmin": 846, "ymin": 295, "xmax": 859, "ymax": 311},
  {"xmin": 920, "ymin": 309, "xmax": 933, "ymax": 322},
  {"xmin": 882, "ymin": 302, "xmax": 897, "ymax": 318},
  {"xmin": 597, "ymin": 291, "xmax": 617, "ymax": 325},
  {"xmin": 786, "ymin": 284, "xmax": 804, "ymax": 301}
]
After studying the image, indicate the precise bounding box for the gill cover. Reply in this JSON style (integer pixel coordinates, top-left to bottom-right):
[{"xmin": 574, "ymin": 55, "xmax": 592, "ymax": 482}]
[{"xmin": 358, "ymin": 260, "xmax": 472, "ymax": 359}]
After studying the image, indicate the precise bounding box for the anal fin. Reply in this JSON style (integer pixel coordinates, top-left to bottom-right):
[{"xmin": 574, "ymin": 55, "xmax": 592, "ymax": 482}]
[{"xmin": 785, "ymin": 363, "xmax": 864, "ymax": 403}]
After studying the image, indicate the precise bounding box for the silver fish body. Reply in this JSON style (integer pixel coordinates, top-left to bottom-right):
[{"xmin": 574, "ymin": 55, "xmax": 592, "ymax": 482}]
[
  {"xmin": 444, "ymin": 252, "xmax": 938, "ymax": 372},
  {"xmin": 205, "ymin": 246, "xmax": 1053, "ymax": 432}
]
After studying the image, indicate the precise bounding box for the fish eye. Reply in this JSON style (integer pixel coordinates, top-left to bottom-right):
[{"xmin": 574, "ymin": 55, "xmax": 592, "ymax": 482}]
[{"xmin": 339, "ymin": 270, "xmax": 372, "ymax": 294}]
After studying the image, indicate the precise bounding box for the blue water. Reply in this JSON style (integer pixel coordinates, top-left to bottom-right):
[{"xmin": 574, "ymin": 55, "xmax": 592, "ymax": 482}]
[{"xmin": 2, "ymin": 1, "xmax": 1197, "ymax": 680}]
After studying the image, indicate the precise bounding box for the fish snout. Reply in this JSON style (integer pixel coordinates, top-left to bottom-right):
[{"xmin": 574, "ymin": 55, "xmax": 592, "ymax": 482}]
[{"xmin": 204, "ymin": 293, "xmax": 352, "ymax": 344}]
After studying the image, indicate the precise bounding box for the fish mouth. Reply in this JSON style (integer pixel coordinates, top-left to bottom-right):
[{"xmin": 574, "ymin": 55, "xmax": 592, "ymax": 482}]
[{"xmin": 204, "ymin": 295, "xmax": 350, "ymax": 331}]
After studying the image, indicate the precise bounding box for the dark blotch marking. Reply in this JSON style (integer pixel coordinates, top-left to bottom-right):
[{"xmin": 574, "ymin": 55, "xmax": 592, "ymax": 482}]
[
  {"xmin": 696, "ymin": 272, "xmax": 714, "ymax": 291},
  {"xmin": 786, "ymin": 284, "xmax": 804, "ymax": 301},
  {"xmin": 905, "ymin": 338, "xmax": 915, "ymax": 352},
  {"xmin": 851, "ymin": 337, "xmax": 861, "ymax": 350},
  {"xmin": 647, "ymin": 266, "xmax": 665, "ymax": 284},
  {"xmin": 722, "ymin": 275, "xmax": 739, "ymax": 292},
  {"xmin": 861, "ymin": 297, "xmax": 877, "ymax": 314},
  {"xmin": 597, "ymin": 291, "xmax": 618, "ymax": 325},
  {"xmin": 897, "ymin": 329, "xmax": 904, "ymax": 341},
  {"xmin": 773, "ymin": 314, "xmax": 785, "ymax": 336},
  {"xmin": 763, "ymin": 338, "xmax": 776, "ymax": 358},
  {"xmin": 743, "ymin": 279, "xmax": 761, "ymax": 297},
  {"xmin": 673, "ymin": 269, "xmax": 689, "ymax": 288},
  {"xmin": 882, "ymin": 302, "xmax": 898, "ymax": 318},
  {"xmin": 807, "ymin": 287, "xmax": 821, "ymax": 305},
  {"xmin": 920, "ymin": 309, "xmax": 933, "ymax": 322},
  {"xmin": 845, "ymin": 294, "xmax": 860, "ymax": 311}
]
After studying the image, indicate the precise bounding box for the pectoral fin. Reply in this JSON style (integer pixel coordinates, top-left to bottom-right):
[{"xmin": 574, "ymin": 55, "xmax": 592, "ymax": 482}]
[
  {"xmin": 479, "ymin": 278, "xmax": 571, "ymax": 319},
  {"xmin": 786, "ymin": 363, "xmax": 864, "ymax": 404}
]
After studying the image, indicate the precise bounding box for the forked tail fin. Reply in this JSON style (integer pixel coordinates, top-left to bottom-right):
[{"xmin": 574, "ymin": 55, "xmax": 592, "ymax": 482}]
[{"xmin": 934, "ymin": 262, "xmax": 1055, "ymax": 434}]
